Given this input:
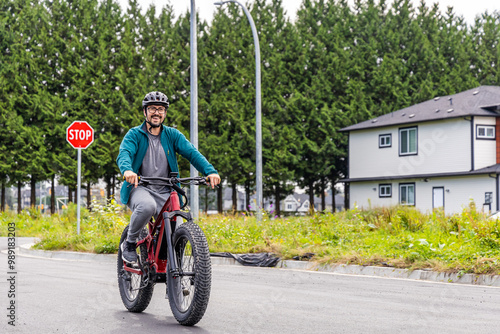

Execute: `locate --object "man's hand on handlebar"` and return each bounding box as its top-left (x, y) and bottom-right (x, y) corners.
top-left (123, 170), bottom-right (139, 188)
top-left (207, 174), bottom-right (221, 189)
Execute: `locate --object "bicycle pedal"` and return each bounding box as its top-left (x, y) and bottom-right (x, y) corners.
top-left (125, 262), bottom-right (140, 269)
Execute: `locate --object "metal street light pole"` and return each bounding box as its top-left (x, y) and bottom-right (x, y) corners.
top-left (190, 0), bottom-right (199, 219)
top-left (214, 0), bottom-right (263, 221)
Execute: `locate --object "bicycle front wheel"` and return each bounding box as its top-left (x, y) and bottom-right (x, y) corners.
top-left (167, 221), bottom-right (212, 326)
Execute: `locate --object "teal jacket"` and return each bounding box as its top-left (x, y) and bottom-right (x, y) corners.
top-left (116, 122), bottom-right (218, 205)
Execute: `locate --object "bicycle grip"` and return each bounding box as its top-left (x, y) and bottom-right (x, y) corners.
top-left (122, 175), bottom-right (141, 181)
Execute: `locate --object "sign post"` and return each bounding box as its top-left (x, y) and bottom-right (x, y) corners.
top-left (66, 121), bottom-right (94, 234)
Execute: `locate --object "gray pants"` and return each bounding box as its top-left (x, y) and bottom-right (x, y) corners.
top-left (126, 186), bottom-right (171, 243)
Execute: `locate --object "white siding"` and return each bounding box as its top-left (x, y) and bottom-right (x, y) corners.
top-left (474, 116), bottom-right (497, 169)
top-left (283, 195), bottom-right (299, 211)
top-left (350, 182), bottom-right (400, 208)
top-left (349, 119), bottom-right (471, 179)
top-left (350, 175), bottom-right (497, 214)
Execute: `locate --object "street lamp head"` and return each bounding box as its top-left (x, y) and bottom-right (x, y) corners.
top-left (214, 2), bottom-right (224, 5)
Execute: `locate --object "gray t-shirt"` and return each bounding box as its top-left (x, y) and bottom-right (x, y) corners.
top-left (139, 125), bottom-right (170, 193)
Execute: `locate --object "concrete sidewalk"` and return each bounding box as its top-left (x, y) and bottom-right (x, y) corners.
top-left (9, 239), bottom-right (500, 287)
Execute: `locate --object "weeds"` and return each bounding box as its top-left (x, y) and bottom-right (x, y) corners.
top-left (0, 200), bottom-right (128, 254)
top-left (1, 204), bottom-right (499, 274)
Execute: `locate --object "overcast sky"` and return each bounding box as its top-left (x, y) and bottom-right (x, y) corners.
top-left (117, 0), bottom-right (500, 25)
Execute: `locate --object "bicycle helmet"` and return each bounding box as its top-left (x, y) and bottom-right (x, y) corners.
top-left (142, 91), bottom-right (169, 130)
top-left (142, 91), bottom-right (169, 109)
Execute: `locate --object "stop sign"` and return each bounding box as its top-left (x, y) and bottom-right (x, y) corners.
top-left (66, 121), bottom-right (94, 149)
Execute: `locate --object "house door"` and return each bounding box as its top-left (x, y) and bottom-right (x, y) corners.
top-left (433, 187), bottom-right (444, 210)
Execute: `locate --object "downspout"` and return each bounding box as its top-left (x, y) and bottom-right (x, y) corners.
top-left (346, 131), bottom-right (350, 210)
top-left (464, 117), bottom-right (474, 171)
top-left (497, 175), bottom-right (499, 212)
top-left (496, 117), bottom-right (500, 212)
top-left (488, 173), bottom-right (498, 212)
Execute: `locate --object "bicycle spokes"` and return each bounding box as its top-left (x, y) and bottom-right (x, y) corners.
top-left (121, 267), bottom-right (141, 300)
top-left (173, 237), bottom-right (196, 312)
top-left (118, 227), bottom-right (155, 312)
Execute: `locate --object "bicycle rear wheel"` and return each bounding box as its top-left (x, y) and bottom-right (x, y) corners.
top-left (117, 226), bottom-right (154, 312)
top-left (167, 221), bottom-right (212, 326)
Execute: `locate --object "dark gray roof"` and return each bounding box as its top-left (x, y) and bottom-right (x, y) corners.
top-left (340, 86), bottom-right (500, 132)
top-left (293, 193), bottom-right (310, 203)
top-left (471, 163), bottom-right (500, 175)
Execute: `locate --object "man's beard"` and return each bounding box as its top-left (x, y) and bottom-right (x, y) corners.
top-left (148, 115), bottom-right (162, 127)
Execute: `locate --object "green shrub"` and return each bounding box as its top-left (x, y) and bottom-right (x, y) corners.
top-left (2, 204), bottom-right (499, 274)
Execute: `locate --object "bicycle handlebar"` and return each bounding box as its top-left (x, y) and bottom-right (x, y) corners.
top-left (138, 176), bottom-right (209, 187)
top-left (124, 175), bottom-right (214, 210)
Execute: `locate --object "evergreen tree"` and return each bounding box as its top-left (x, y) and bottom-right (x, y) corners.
top-left (201, 3), bottom-right (256, 211)
top-left (255, 0), bottom-right (299, 215)
top-left (7, 0), bottom-right (53, 207)
top-left (84, 0), bottom-right (125, 205)
top-left (292, 0), bottom-right (345, 211)
top-left (0, 0), bottom-right (16, 210)
top-left (433, 6), bottom-right (477, 95)
top-left (470, 11), bottom-right (500, 85)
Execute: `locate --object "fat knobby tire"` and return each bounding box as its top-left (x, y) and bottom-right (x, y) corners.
top-left (117, 225), bottom-right (154, 312)
top-left (167, 221), bottom-right (212, 326)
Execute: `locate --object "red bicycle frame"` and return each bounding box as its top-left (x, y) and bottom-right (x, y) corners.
top-left (123, 190), bottom-right (182, 276)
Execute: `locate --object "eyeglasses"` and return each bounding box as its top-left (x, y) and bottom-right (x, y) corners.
top-left (147, 106), bottom-right (166, 115)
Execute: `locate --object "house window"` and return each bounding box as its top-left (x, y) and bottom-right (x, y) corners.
top-left (379, 134), bottom-right (392, 148)
top-left (399, 183), bottom-right (415, 205)
top-left (287, 204), bottom-right (292, 210)
top-left (399, 127), bottom-right (417, 155)
top-left (476, 125), bottom-right (495, 139)
top-left (379, 184), bottom-right (392, 197)
top-left (485, 192), bottom-right (493, 204)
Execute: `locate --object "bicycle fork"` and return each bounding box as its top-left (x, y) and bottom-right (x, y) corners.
top-left (163, 210), bottom-right (193, 277)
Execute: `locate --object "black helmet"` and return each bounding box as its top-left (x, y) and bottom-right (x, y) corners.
top-left (142, 91), bottom-right (169, 109)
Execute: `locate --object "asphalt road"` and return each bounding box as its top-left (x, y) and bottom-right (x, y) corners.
top-left (1, 238), bottom-right (499, 334)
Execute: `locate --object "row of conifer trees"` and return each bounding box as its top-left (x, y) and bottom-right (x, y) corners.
top-left (1, 0), bottom-right (499, 214)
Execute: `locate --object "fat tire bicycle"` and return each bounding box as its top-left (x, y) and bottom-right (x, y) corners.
top-left (117, 174), bottom-right (211, 326)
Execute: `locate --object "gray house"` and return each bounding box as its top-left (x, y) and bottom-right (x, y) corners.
top-left (340, 86), bottom-right (500, 214)
top-left (283, 193), bottom-right (345, 214)
top-left (223, 190), bottom-right (344, 214)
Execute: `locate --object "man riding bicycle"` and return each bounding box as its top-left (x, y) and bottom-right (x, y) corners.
top-left (116, 91), bottom-right (220, 264)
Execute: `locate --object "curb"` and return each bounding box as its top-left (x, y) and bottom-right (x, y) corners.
top-left (18, 243), bottom-right (116, 263)
top-left (15, 243), bottom-right (500, 287)
top-left (278, 261), bottom-right (500, 287)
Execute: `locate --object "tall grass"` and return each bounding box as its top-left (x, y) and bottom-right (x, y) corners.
top-left (198, 204), bottom-right (500, 275)
top-left (0, 201), bottom-right (128, 253)
top-left (1, 203), bottom-right (499, 274)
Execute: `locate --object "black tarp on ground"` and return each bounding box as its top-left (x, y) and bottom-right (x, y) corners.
top-left (210, 252), bottom-right (280, 267)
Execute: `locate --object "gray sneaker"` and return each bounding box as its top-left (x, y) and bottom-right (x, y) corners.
top-left (121, 241), bottom-right (138, 264)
